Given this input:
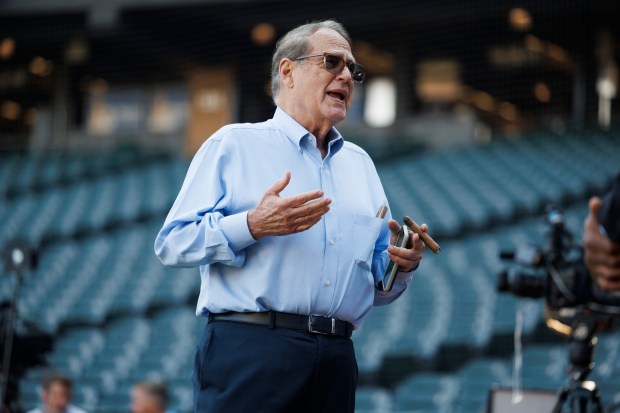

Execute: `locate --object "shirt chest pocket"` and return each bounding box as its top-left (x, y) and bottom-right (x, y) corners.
top-left (351, 213), bottom-right (383, 264)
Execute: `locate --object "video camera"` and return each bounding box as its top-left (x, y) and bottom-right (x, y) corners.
top-left (494, 173), bottom-right (620, 413)
top-left (497, 173), bottom-right (620, 318)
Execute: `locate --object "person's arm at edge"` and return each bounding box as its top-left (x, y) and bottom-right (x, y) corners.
top-left (584, 196), bottom-right (620, 291)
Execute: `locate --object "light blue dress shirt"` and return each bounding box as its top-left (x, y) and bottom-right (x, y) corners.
top-left (154, 107), bottom-right (413, 328)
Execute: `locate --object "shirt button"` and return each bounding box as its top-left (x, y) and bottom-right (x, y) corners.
top-left (324, 280), bottom-right (332, 286)
top-left (329, 240), bottom-right (335, 246)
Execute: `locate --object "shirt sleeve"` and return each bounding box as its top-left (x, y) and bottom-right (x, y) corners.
top-left (373, 269), bottom-right (414, 305)
top-left (154, 133), bottom-right (257, 268)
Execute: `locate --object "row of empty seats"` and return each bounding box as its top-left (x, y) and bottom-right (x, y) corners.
top-left (3, 221), bottom-right (200, 333)
top-left (2, 132), bottom-right (618, 251)
top-left (381, 132), bottom-right (619, 238)
top-left (0, 148), bottom-right (171, 199)
top-left (0, 159), bottom-right (188, 247)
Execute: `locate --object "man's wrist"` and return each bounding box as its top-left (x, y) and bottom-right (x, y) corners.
top-left (398, 262), bottom-right (419, 273)
top-left (247, 209), bottom-right (260, 240)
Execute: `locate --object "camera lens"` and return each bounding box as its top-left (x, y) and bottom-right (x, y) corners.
top-left (496, 268), bottom-right (546, 299)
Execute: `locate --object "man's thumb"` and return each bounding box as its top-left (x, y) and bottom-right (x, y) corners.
top-left (267, 171), bottom-right (291, 196)
top-left (589, 196), bottom-right (603, 221)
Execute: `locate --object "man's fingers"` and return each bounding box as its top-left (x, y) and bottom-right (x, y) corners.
top-left (388, 241), bottom-right (422, 272)
top-left (595, 275), bottom-right (620, 292)
top-left (294, 213), bottom-right (324, 232)
top-left (388, 219), bottom-right (402, 235)
top-left (266, 171), bottom-right (292, 196)
top-left (300, 197), bottom-right (331, 213)
top-left (291, 201), bottom-right (331, 224)
top-left (285, 189), bottom-right (327, 207)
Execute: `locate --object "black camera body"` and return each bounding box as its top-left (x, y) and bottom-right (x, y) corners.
top-left (497, 173), bottom-right (620, 316)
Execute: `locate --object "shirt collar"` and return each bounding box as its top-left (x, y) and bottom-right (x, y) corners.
top-left (272, 107), bottom-right (344, 155)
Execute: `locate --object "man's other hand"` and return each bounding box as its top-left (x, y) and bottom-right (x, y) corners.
top-left (387, 219), bottom-right (426, 272)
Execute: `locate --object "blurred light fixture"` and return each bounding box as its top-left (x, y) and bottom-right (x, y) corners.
top-left (0, 38), bottom-right (15, 60)
top-left (509, 8), bottom-right (532, 31)
top-left (1, 100), bottom-right (22, 121)
top-left (364, 77), bottom-right (396, 127)
top-left (473, 91), bottom-right (494, 112)
top-left (89, 78), bottom-right (109, 96)
top-left (524, 34), bottom-right (543, 53)
top-left (196, 88), bottom-right (227, 113)
top-left (498, 101), bottom-right (518, 122)
top-left (29, 56), bottom-right (53, 76)
top-left (546, 44), bottom-right (570, 65)
top-left (415, 59), bottom-right (462, 103)
top-left (353, 41), bottom-right (395, 75)
top-left (534, 82), bottom-right (551, 102)
top-left (65, 37), bottom-right (90, 64)
top-left (251, 23), bottom-right (276, 46)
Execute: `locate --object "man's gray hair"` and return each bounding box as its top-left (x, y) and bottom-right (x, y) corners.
top-left (270, 20), bottom-right (352, 102)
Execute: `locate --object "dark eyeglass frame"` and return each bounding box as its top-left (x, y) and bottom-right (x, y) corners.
top-left (294, 52), bottom-right (366, 83)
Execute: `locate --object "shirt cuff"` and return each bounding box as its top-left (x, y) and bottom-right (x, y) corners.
top-left (395, 269), bottom-right (415, 282)
top-left (219, 211), bottom-right (257, 253)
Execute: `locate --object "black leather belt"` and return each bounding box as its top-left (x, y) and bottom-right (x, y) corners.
top-left (208, 311), bottom-right (353, 338)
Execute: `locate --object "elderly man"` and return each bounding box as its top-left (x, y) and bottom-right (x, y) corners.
top-left (155, 19), bottom-right (427, 413)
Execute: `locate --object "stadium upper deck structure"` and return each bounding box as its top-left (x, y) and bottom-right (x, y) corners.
top-left (1, 0), bottom-right (619, 152)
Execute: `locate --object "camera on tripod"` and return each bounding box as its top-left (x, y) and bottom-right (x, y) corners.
top-left (493, 173), bottom-right (620, 413)
top-left (498, 171), bottom-right (620, 318)
top-left (496, 204), bottom-right (620, 318)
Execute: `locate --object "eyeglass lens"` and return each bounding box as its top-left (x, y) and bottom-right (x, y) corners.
top-left (324, 54), bottom-right (365, 83)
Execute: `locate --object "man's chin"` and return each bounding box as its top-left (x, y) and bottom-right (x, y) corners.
top-left (325, 108), bottom-right (347, 124)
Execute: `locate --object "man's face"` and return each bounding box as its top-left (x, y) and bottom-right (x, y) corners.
top-left (131, 387), bottom-right (161, 413)
top-left (42, 383), bottom-right (71, 413)
top-left (291, 28), bottom-right (356, 126)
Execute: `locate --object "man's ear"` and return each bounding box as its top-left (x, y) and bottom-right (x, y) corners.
top-left (279, 58), bottom-right (294, 88)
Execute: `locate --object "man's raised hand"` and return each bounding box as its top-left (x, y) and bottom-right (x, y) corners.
top-left (247, 171), bottom-right (331, 239)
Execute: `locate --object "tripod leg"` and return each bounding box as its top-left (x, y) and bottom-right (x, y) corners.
top-left (552, 388), bottom-right (570, 413)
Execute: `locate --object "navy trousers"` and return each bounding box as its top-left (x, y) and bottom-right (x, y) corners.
top-left (192, 319), bottom-right (358, 413)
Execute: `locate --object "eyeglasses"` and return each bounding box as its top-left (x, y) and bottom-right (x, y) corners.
top-left (295, 52), bottom-right (366, 83)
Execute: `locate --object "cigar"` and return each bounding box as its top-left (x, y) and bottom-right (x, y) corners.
top-left (403, 216), bottom-right (441, 254)
top-left (376, 204), bottom-right (388, 219)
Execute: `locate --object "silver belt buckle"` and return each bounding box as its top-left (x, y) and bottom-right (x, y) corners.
top-left (308, 315), bottom-right (335, 335)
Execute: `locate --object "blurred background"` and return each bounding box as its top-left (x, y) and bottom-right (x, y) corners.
top-left (1, 0), bottom-right (620, 412)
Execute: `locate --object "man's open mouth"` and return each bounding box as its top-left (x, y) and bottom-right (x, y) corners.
top-left (327, 91), bottom-right (346, 101)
